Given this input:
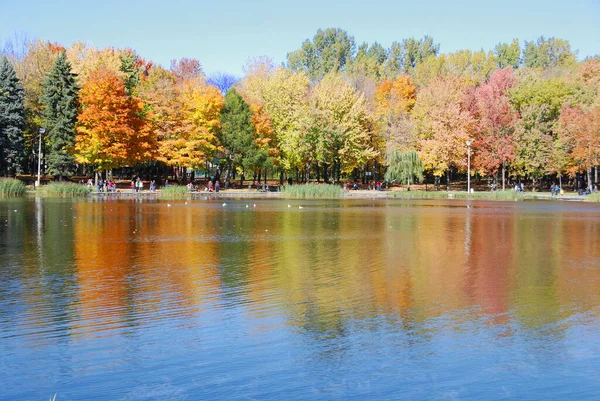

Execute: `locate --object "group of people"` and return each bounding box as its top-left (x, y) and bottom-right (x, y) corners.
top-left (90, 179), bottom-right (117, 192)
top-left (204, 180), bottom-right (220, 193)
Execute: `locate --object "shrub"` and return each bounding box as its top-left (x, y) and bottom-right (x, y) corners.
top-left (42, 182), bottom-right (91, 197)
top-left (282, 183), bottom-right (344, 198)
top-left (0, 178), bottom-right (26, 196)
top-left (159, 185), bottom-right (190, 197)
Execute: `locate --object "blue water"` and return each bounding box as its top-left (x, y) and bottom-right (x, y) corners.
top-left (1, 197), bottom-right (599, 400)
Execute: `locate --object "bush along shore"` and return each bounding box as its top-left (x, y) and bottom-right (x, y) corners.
top-left (281, 183), bottom-right (344, 198)
top-left (0, 178), bottom-right (26, 196)
top-left (40, 182), bottom-right (92, 197)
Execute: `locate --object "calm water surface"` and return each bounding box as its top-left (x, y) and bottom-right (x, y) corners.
top-left (1, 197), bottom-right (600, 400)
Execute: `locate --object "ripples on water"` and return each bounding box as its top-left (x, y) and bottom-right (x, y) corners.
top-left (1, 197), bottom-right (600, 400)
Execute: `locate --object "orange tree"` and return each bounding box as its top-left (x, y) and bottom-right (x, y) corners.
top-left (75, 69), bottom-right (156, 176)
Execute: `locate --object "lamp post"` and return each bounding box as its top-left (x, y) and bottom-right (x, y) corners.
top-left (36, 128), bottom-right (45, 187)
top-left (466, 140), bottom-right (471, 194)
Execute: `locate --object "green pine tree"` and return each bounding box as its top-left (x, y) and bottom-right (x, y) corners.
top-left (219, 89), bottom-right (262, 186)
top-left (120, 51), bottom-right (140, 95)
top-left (41, 51), bottom-right (79, 178)
top-left (0, 56), bottom-right (25, 176)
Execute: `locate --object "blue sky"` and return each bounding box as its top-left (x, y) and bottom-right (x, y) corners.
top-left (1, 0), bottom-right (598, 77)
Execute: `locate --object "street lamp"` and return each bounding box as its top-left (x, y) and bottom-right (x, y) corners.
top-left (36, 128), bottom-right (45, 187)
top-left (466, 140), bottom-right (471, 194)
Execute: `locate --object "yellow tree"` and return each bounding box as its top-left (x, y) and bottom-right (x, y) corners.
top-left (240, 63), bottom-right (309, 181)
top-left (75, 69), bottom-right (156, 175)
top-left (308, 73), bottom-right (377, 182)
top-left (374, 75), bottom-right (417, 156)
top-left (413, 75), bottom-right (474, 189)
top-left (139, 67), bottom-right (223, 176)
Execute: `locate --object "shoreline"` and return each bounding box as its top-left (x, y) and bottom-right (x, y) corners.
top-left (23, 189), bottom-right (590, 201)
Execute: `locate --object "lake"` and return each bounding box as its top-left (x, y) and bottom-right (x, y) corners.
top-left (1, 197), bottom-right (600, 400)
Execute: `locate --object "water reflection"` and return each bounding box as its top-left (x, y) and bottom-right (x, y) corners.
top-left (1, 198), bottom-right (600, 400)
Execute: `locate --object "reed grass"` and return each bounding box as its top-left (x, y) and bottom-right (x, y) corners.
top-left (282, 183), bottom-right (344, 198)
top-left (41, 182), bottom-right (91, 197)
top-left (159, 185), bottom-right (190, 197)
top-left (0, 178), bottom-right (26, 196)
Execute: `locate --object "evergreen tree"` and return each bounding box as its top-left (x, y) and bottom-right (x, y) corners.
top-left (41, 51), bottom-right (79, 178)
top-left (120, 51), bottom-right (140, 95)
top-left (219, 88), bottom-right (261, 186)
top-left (0, 56), bottom-right (25, 176)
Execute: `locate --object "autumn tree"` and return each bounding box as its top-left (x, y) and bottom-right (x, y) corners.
top-left (307, 74), bottom-right (377, 182)
top-left (374, 75), bottom-right (417, 155)
top-left (413, 75), bottom-right (474, 189)
top-left (75, 69), bottom-right (155, 176)
top-left (511, 104), bottom-right (555, 189)
top-left (138, 66), bottom-right (223, 179)
top-left (559, 105), bottom-right (600, 190)
top-left (0, 56), bottom-right (25, 176)
top-left (466, 68), bottom-right (518, 189)
top-left (41, 51), bottom-right (79, 178)
top-left (240, 62), bottom-right (310, 182)
top-left (66, 43), bottom-right (122, 84)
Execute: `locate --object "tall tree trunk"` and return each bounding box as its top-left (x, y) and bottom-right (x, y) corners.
top-left (502, 161), bottom-right (506, 191)
top-left (587, 167), bottom-right (593, 190)
top-left (279, 170), bottom-right (284, 186)
top-left (446, 169), bottom-right (450, 191)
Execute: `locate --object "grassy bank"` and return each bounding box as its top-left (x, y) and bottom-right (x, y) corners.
top-left (587, 193), bottom-right (600, 202)
top-left (0, 178), bottom-right (26, 196)
top-left (282, 183), bottom-right (344, 198)
top-left (388, 190), bottom-right (536, 201)
top-left (40, 182), bottom-right (91, 197)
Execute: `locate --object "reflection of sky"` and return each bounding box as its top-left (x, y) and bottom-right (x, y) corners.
top-left (1, 198), bottom-right (600, 400)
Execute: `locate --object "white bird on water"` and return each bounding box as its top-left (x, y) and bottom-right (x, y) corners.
top-left (167, 204), bottom-right (172, 207)
top-left (253, 204), bottom-right (256, 207)
top-left (298, 206), bottom-right (303, 209)
top-left (222, 203), bottom-right (227, 207)
top-left (246, 204), bottom-right (249, 208)
top-left (288, 204), bottom-right (292, 208)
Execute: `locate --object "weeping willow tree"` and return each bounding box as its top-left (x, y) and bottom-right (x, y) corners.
top-left (384, 150), bottom-right (424, 190)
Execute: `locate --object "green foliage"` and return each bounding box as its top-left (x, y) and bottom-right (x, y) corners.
top-left (120, 50), bottom-right (141, 94)
top-left (384, 36), bottom-right (440, 77)
top-left (219, 88), bottom-right (262, 177)
top-left (510, 71), bottom-right (573, 119)
top-left (159, 185), bottom-right (189, 197)
top-left (0, 56), bottom-right (25, 176)
top-left (282, 183), bottom-right (343, 198)
top-left (494, 39), bottom-right (521, 69)
top-left (384, 150), bottom-right (423, 188)
top-left (522, 36), bottom-right (576, 69)
top-left (0, 178), bottom-right (26, 196)
top-left (287, 28), bottom-right (356, 81)
top-left (41, 51), bottom-right (79, 178)
top-left (41, 182), bottom-right (91, 196)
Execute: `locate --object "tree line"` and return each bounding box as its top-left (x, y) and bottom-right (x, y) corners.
top-left (0, 29), bottom-right (598, 189)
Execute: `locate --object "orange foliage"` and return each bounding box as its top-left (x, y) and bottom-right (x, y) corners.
top-left (75, 69), bottom-right (156, 170)
top-left (374, 75), bottom-right (416, 117)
